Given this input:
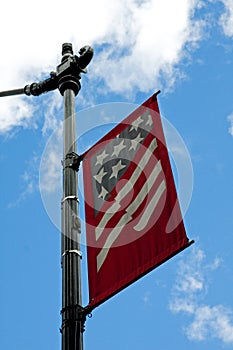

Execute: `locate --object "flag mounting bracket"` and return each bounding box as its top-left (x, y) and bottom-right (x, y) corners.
top-left (60, 304), bottom-right (87, 334)
top-left (62, 152), bottom-right (82, 171)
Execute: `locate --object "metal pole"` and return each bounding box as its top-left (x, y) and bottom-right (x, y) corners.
top-left (60, 44), bottom-right (84, 350)
top-left (0, 42), bottom-right (93, 350)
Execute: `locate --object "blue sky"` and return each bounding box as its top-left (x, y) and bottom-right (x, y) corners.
top-left (1, 1), bottom-right (233, 349)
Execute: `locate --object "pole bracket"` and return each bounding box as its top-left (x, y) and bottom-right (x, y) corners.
top-left (60, 304), bottom-right (87, 333)
top-left (62, 152), bottom-right (82, 171)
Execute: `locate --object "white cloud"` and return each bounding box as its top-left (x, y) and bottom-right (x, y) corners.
top-left (227, 114), bottom-right (233, 135)
top-left (91, 0), bottom-right (205, 94)
top-left (187, 305), bottom-right (233, 343)
top-left (0, 96), bottom-right (36, 133)
top-left (5, 0), bottom-right (233, 135)
top-left (142, 291), bottom-right (152, 307)
top-left (7, 154), bottom-right (40, 208)
top-left (40, 149), bottom-right (61, 193)
top-left (39, 126), bottom-right (62, 194)
top-left (0, 0), bottom-right (206, 134)
top-left (219, 0), bottom-right (233, 37)
top-left (41, 92), bottom-right (63, 136)
top-left (169, 247), bottom-right (207, 312)
top-left (169, 246), bottom-right (233, 344)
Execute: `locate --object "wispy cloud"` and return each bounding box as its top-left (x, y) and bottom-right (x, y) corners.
top-left (227, 113), bottom-right (233, 136)
top-left (0, 96), bottom-right (36, 134)
top-left (7, 154), bottom-right (40, 208)
top-left (219, 0), bottom-right (233, 37)
top-left (41, 92), bottom-right (63, 136)
top-left (142, 291), bottom-right (152, 307)
top-left (169, 246), bottom-right (233, 345)
top-left (186, 304), bottom-right (233, 343)
top-left (39, 126), bottom-right (62, 194)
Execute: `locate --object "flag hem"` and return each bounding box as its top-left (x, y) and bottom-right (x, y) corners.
top-left (86, 239), bottom-right (194, 312)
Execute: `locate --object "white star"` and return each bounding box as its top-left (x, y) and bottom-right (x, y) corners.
top-left (109, 160), bottom-right (126, 179)
top-left (129, 133), bottom-right (144, 151)
top-left (145, 113), bottom-right (153, 127)
top-left (95, 150), bottom-right (108, 166)
top-left (112, 140), bottom-right (125, 157)
top-left (98, 186), bottom-right (109, 200)
top-left (129, 115), bottom-right (144, 132)
top-left (94, 167), bottom-right (108, 184)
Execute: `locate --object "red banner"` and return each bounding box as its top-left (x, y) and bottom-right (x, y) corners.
top-left (82, 93), bottom-right (192, 309)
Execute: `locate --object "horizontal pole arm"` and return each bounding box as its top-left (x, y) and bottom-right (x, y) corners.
top-left (0, 88), bottom-right (25, 97)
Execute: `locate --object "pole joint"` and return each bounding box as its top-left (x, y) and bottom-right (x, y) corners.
top-left (58, 43), bottom-right (93, 96)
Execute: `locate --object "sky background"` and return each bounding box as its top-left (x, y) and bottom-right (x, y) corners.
top-left (1, 0), bottom-right (233, 349)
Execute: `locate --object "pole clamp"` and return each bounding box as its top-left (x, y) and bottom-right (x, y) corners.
top-left (62, 152), bottom-right (82, 171)
top-left (61, 195), bottom-right (79, 203)
top-left (60, 304), bottom-right (87, 333)
top-left (62, 249), bottom-right (82, 258)
top-left (61, 250), bottom-right (82, 268)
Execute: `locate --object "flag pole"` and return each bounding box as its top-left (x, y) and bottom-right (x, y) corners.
top-left (59, 43), bottom-right (93, 350)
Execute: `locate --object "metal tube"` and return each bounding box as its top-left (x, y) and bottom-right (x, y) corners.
top-left (0, 88), bottom-right (25, 97)
top-left (61, 88), bottom-right (83, 350)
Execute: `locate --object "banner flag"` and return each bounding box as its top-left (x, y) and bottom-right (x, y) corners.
top-left (82, 93), bottom-right (193, 309)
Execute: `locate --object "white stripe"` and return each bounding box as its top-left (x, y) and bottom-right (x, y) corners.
top-left (95, 138), bottom-right (157, 241)
top-left (126, 161), bottom-right (162, 216)
top-left (96, 160), bottom-right (162, 271)
top-left (97, 212), bottom-right (132, 271)
top-left (134, 180), bottom-right (166, 231)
